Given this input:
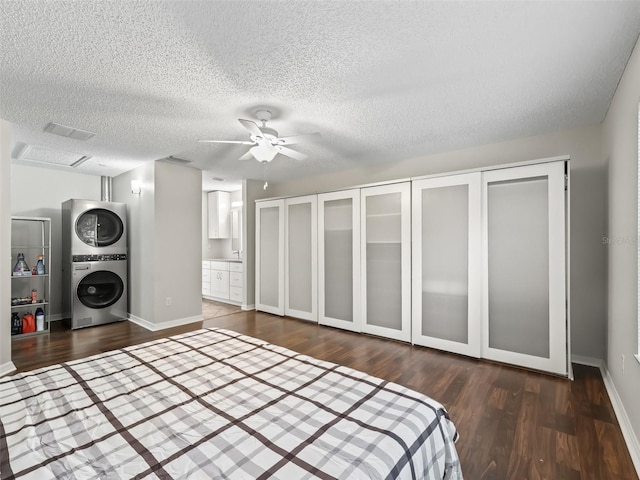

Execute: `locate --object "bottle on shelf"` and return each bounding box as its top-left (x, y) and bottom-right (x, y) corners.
top-left (31, 289), bottom-right (37, 303)
top-left (36, 255), bottom-right (45, 275)
top-left (11, 312), bottom-right (21, 335)
top-left (21, 312), bottom-right (35, 334)
top-left (35, 307), bottom-right (45, 331)
top-left (13, 253), bottom-right (30, 276)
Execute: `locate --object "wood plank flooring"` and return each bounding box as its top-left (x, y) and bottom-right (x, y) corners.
top-left (10, 302), bottom-right (638, 480)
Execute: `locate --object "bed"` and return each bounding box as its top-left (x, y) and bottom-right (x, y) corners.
top-left (0, 328), bottom-right (462, 479)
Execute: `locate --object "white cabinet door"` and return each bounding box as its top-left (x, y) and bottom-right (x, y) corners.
top-left (318, 189), bottom-right (361, 332)
top-left (210, 268), bottom-right (230, 299)
top-left (361, 183), bottom-right (411, 341)
top-left (411, 173), bottom-right (482, 357)
top-left (208, 191), bottom-right (230, 239)
top-left (255, 199), bottom-right (285, 315)
top-left (482, 162), bottom-right (567, 375)
top-left (285, 195), bottom-right (317, 322)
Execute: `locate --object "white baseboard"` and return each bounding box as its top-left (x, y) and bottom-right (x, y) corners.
top-left (0, 361), bottom-right (16, 377)
top-left (242, 304), bottom-right (255, 311)
top-left (572, 354), bottom-right (640, 476)
top-left (128, 313), bottom-right (204, 332)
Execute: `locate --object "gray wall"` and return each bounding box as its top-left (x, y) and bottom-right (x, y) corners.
top-left (153, 161), bottom-right (201, 323)
top-left (113, 161), bottom-right (202, 326)
top-left (1, 120), bottom-right (13, 374)
top-left (603, 34), bottom-right (640, 455)
top-left (271, 123), bottom-right (607, 360)
top-left (113, 162), bottom-right (156, 322)
top-left (10, 165), bottom-right (102, 318)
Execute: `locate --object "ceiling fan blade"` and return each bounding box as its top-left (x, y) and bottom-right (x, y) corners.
top-left (238, 119), bottom-right (264, 138)
top-left (277, 145), bottom-right (307, 161)
top-left (277, 132), bottom-right (321, 145)
top-left (238, 150), bottom-right (254, 161)
top-left (198, 139), bottom-right (255, 144)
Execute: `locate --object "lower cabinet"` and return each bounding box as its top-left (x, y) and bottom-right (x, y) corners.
top-left (202, 260), bottom-right (243, 305)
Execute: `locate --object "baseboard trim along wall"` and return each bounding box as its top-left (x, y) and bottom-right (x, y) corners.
top-left (128, 313), bottom-right (204, 332)
top-left (0, 361), bottom-right (17, 377)
top-left (241, 304), bottom-right (255, 311)
top-left (572, 355), bottom-right (640, 476)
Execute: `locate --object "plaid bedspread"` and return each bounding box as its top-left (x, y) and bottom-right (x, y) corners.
top-left (1, 328), bottom-right (462, 479)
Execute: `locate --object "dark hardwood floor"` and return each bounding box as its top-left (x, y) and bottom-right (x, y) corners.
top-left (10, 306), bottom-right (638, 480)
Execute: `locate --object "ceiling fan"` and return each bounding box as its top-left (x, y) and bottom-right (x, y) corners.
top-left (198, 110), bottom-right (320, 163)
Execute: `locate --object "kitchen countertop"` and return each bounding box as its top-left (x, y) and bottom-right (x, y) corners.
top-left (206, 258), bottom-right (243, 263)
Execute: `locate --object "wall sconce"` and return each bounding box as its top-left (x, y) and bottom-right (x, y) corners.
top-left (131, 180), bottom-right (141, 195)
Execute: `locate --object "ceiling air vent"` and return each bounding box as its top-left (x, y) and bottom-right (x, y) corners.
top-left (163, 155), bottom-right (192, 165)
top-left (15, 144), bottom-right (91, 168)
top-left (44, 122), bottom-right (96, 141)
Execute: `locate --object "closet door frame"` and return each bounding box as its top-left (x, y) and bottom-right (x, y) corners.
top-left (255, 198), bottom-right (285, 316)
top-left (411, 173), bottom-right (482, 357)
top-left (361, 182), bottom-right (411, 342)
top-left (317, 189), bottom-right (361, 332)
top-left (284, 195), bottom-right (318, 322)
top-left (481, 161), bottom-right (567, 375)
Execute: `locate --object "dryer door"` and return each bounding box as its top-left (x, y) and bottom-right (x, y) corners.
top-left (76, 209), bottom-right (124, 247)
top-left (77, 271), bottom-right (124, 309)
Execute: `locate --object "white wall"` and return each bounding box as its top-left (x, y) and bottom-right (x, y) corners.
top-left (10, 165), bottom-right (102, 318)
top-left (0, 120), bottom-right (14, 375)
top-left (271, 123), bottom-right (607, 360)
top-left (603, 34), bottom-right (640, 459)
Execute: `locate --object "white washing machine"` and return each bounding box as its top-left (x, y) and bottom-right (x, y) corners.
top-left (62, 199), bottom-right (127, 256)
top-left (70, 255), bottom-right (127, 329)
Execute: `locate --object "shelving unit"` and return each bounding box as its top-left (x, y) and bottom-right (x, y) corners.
top-left (10, 216), bottom-right (51, 339)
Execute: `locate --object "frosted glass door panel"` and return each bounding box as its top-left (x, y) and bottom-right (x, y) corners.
top-left (487, 177), bottom-right (549, 357)
top-left (324, 199), bottom-right (353, 321)
top-left (412, 173), bottom-right (481, 357)
top-left (482, 162), bottom-right (566, 375)
top-left (361, 183), bottom-right (411, 341)
top-left (422, 186), bottom-right (468, 343)
top-left (285, 195), bottom-right (317, 322)
top-left (318, 190), bottom-right (361, 332)
top-left (255, 200), bottom-right (284, 315)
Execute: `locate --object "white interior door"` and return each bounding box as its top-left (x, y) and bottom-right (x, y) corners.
top-left (255, 199), bottom-right (284, 315)
top-left (482, 162), bottom-right (567, 375)
top-left (411, 173), bottom-right (482, 357)
top-left (361, 183), bottom-right (411, 341)
top-left (318, 189), bottom-right (361, 332)
top-left (285, 195), bottom-right (317, 322)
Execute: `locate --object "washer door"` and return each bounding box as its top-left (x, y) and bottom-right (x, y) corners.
top-left (76, 209), bottom-right (124, 247)
top-left (77, 271), bottom-right (124, 309)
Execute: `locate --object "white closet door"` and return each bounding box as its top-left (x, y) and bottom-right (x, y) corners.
top-left (318, 189), bottom-right (361, 332)
top-left (285, 195), bottom-right (317, 322)
top-left (412, 173), bottom-right (482, 357)
top-left (255, 199), bottom-right (285, 315)
top-left (482, 162), bottom-right (567, 375)
top-left (361, 183), bottom-right (411, 341)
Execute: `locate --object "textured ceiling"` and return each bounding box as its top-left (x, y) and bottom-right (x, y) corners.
top-left (1, 1), bottom-right (639, 191)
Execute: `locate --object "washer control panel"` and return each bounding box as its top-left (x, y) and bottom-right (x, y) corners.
top-left (72, 253), bottom-right (127, 262)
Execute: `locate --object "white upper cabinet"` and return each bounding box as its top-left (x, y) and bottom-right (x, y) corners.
top-left (255, 199), bottom-right (285, 315)
top-left (208, 191), bottom-right (231, 239)
top-left (411, 173), bottom-right (482, 357)
top-left (318, 189), bottom-right (361, 332)
top-left (361, 182), bottom-right (411, 342)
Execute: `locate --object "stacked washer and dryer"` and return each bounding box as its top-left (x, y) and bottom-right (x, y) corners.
top-left (62, 200), bottom-right (128, 329)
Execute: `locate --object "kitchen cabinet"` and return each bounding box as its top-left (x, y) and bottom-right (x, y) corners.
top-left (11, 217), bottom-right (51, 339)
top-left (202, 260), bottom-right (243, 305)
top-left (208, 191), bottom-right (231, 239)
top-left (361, 183), bottom-right (411, 342)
